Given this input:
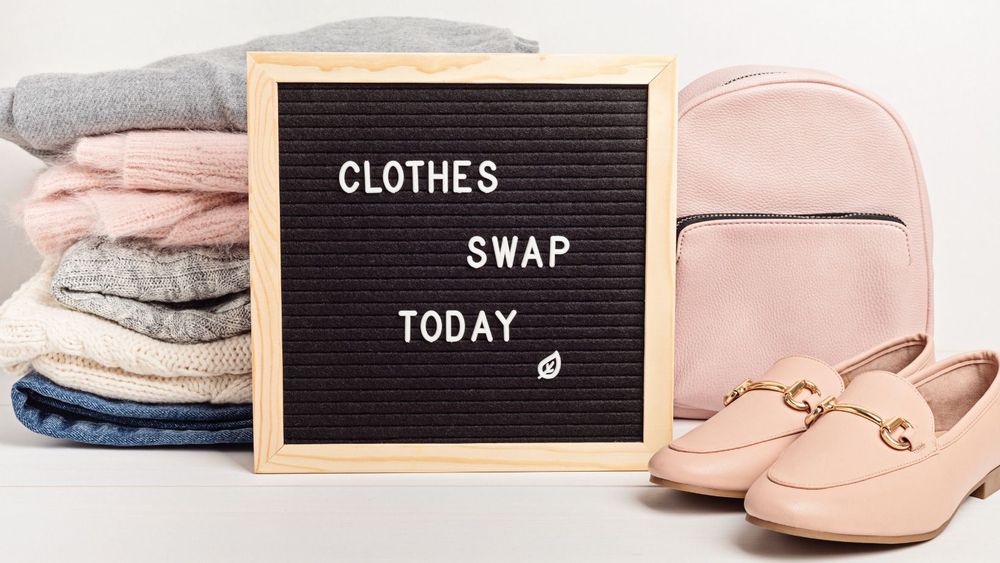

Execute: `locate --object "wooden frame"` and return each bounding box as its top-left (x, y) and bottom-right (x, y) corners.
top-left (248, 53), bottom-right (677, 473)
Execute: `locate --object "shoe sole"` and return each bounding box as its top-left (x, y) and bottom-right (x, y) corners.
top-left (745, 515), bottom-right (946, 544)
top-left (746, 463), bottom-right (1000, 544)
top-left (649, 476), bottom-right (746, 499)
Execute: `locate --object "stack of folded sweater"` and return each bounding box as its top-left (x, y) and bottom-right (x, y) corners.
top-left (0, 17), bottom-right (537, 446)
top-left (1, 134), bottom-right (253, 446)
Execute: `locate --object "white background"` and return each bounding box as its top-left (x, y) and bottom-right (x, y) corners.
top-left (1, 1), bottom-right (999, 561)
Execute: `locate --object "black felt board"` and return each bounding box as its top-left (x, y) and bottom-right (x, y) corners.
top-left (278, 83), bottom-right (647, 444)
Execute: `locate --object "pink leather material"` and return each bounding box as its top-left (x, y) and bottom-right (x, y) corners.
top-left (833, 333), bottom-right (934, 381)
top-left (648, 334), bottom-right (931, 495)
top-left (675, 66), bottom-right (934, 418)
top-left (745, 352), bottom-right (1000, 538)
top-left (650, 434), bottom-right (799, 493)
top-left (766, 370), bottom-right (936, 488)
top-left (675, 220), bottom-right (912, 413)
top-left (670, 356), bottom-right (842, 453)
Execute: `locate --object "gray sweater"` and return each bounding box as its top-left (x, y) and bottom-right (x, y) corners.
top-left (50, 238), bottom-right (250, 344)
top-left (0, 17), bottom-right (538, 159)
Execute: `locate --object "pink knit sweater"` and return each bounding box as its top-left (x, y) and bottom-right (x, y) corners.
top-left (21, 131), bottom-right (248, 254)
top-left (71, 131), bottom-right (247, 194)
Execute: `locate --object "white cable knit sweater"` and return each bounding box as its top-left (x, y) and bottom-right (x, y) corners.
top-left (0, 264), bottom-right (251, 378)
top-left (32, 353), bottom-right (250, 404)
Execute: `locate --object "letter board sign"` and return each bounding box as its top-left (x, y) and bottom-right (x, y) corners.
top-left (248, 53), bottom-right (676, 473)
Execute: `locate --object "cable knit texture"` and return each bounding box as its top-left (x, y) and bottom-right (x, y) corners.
top-left (0, 263), bottom-right (251, 378)
top-left (0, 17), bottom-right (538, 158)
top-left (51, 238), bottom-right (250, 343)
top-left (31, 354), bottom-right (251, 404)
top-left (61, 131), bottom-right (248, 194)
top-left (20, 182), bottom-right (247, 254)
top-left (20, 130), bottom-right (251, 254)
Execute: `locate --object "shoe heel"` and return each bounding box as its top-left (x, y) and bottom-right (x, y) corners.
top-left (972, 465), bottom-right (1000, 499)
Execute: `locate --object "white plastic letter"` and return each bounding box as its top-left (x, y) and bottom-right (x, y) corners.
top-left (452, 160), bottom-right (472, 193)
top-left (404, 160), bottom-right (425, 192)
top-left (363, 161), bottom-right (381, 193)
top-left (420, 311), bottom-right (442, 342)
top-left (467, 236), bottom-right (487, 269)
top-left (428, 161), bottom-right (449, 193)
top-left (494, 310), bottom-right (517, 342)
top-left (470, 311), bottom-right (493, 342)
top-left (339, 161), bottom-right (360, 193)
top-left (549, 236), bottom-right (570, 267)
top-left (478, 160), bottom-right (498, 193)
top-left (398, 310), bottom-right (418, 343)
top-left (521, 236), bottom-right (544, 268)
top-left (383, 161), bottom-right (404, 193)
top-left (492, 236), bottom-right (518, 268)
top-left (445, 310), bottom-right (465, 342)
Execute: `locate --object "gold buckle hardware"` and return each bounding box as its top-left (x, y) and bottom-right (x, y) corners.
top-left (880, 417), bottom-right (915, 451)
top-left (722, 378), bottom-right (819, 412)
top-left (804, 397), bottom-right (914, 451)
top-left (783, 380), bottom-right (820, 411)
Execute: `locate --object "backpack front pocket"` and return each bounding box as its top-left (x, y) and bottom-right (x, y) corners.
top-left (673, 213), bottom-right (917, 418)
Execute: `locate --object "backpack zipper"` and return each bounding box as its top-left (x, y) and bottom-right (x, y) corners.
top-left (721, 71), bottom-right (786, 86)
top-left (676, 212), bottom-right (906, 237)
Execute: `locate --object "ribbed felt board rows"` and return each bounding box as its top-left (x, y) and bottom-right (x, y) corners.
top-left (277, 82), bottom-right (648, 444)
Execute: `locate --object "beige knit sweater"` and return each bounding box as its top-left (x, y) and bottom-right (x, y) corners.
top-left (0, 264), bottom-right (251, 379)
top-left (32, 353), bottom-right (250, 403)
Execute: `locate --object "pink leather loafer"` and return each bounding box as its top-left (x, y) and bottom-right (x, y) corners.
top-left (745, 351), bottom-right (1000, 543)
top-left (648, 334), bottom-right (932, 498)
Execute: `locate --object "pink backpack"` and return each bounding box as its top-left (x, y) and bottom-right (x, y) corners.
top-left (675, 66), bottom-right (933, 418)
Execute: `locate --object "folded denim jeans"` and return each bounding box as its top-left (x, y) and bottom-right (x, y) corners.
top-left (11, 372), bottom-right (251, 446)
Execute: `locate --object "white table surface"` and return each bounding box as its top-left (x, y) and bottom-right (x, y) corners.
top-left (1, 379), bottom-right (998, 562)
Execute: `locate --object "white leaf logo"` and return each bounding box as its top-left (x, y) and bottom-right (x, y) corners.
top-left (537, 351), bottom-right (561, 379)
